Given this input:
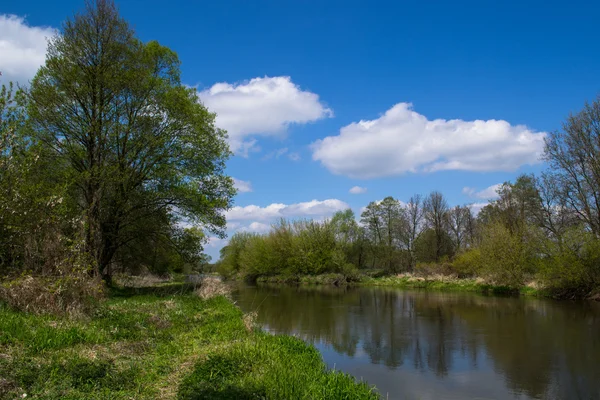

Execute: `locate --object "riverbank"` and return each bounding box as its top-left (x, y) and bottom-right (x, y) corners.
top-left (361, 274), bottom-right (544, 297)
top-left (0, 281), bottom-right (378, 399)
top-left (252, 273), bottom-right (548, 298)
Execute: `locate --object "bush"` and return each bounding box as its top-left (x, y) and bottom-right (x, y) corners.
top-left (538, 227), bottom-right (600, 298)
top-left (452, 249), bottom-right (483, 278)
top-left (0, 273), bottom-right (105, 316)
top-left (478, 222), bottom-right (536, 287)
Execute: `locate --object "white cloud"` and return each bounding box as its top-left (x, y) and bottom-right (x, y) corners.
top-left (233, 178), bottom-right (252, 193)
top-left (288, 152), bottom-right (301, 161)
top-left (0, 14), bottom-right (56, 84)
top-left (349, 186), bottom-right (367, 194)
top-left (226, 199), bottom-right (349, 221)
top-left (462, 183), bottom-right (501, 200)
top-left (198, 76), bottom-right (332, 155)
top-left (311, 103), bottom-right (546, 178)
top-left (238, 221), bottom-right (271, 233)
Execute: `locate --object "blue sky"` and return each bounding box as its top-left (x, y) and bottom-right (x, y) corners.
top-left (2, 0), bottom-right (599, 259)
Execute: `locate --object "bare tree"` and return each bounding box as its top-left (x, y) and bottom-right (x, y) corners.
top-left (448, 205), bottom-right (470, 254)
top-left (424, 191), bottom-right (449, 262)
top-left (543, 96), bottom-right (600, 236)
top-left (399, 194), bottom-right (423, 271)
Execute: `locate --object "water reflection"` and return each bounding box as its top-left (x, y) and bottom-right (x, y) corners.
top-left (233, 285), bottom-right (600, 400)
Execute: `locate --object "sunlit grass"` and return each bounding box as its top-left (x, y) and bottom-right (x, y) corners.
top-left (0, 287), bottom-right (379, 399)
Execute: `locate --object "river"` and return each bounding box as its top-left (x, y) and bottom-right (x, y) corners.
top-left (232, 284), bottom-right (600, 400)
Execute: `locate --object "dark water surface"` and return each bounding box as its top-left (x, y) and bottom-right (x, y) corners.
top-left (232, 285), bottom-right (600, 400)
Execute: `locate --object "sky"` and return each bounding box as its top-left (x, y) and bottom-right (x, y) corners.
top-left (2, 0), bottom-right (599, 260)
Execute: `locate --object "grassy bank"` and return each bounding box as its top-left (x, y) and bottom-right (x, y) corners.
top-left (0, 283), bottom-right (378, 399)
top-left (360, 274), bottom-right (544, 297)
top-left (251, 273), bottom-right (546, 297)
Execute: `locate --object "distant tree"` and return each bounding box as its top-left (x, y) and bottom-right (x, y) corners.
top-left (28, 0), bottom-right (234, 284)
top-left (379, 197), bottom-right (403, 272)
top-left (331, 209), bottom-right (365, 268)
top-left (361, 201), bottom-right (384, 268)
top-left (398, 194), bottom-right (423, 271)
top-left (423, 191), bottom-right (450, 262)
top-left (447, 205), bottom-right (471, 254)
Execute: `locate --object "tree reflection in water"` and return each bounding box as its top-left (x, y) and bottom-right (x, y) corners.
top-left (233, 284), bottom-right (600, 400)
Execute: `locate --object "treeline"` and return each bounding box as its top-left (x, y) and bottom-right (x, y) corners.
top-left (219, 99), bottom-right (600, 298)
top-left (0, 0), bottom-right (233, 297)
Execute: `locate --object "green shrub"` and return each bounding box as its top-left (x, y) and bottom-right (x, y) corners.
top-left (538, 227), bottom-right (600, 297)
top-left (452, 249), bottom-right (483, 278)
top-left (478, 222), bottom-right (536, 287)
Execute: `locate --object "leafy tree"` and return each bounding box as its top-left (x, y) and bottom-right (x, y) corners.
top-left (331, 209), bottom-right (365, 268)
top-left (28, 0), bottom-right (234, 284)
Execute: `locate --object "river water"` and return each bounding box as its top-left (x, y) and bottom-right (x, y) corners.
top-left (232, 284), bottom-right (600, 400)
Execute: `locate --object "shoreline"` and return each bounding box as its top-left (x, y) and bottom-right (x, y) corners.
top-left (250, 273), bottom-right (554, 298)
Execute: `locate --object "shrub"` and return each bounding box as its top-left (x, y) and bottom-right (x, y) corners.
top-left (538, 227), bottom-right (600, 298)
top-left (478, 222), bottom-right (537, 287)
top-left (452, 249), bottom-right (483, 278)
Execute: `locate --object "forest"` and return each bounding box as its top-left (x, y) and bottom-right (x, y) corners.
top-left (218, 101), bottom-right (600, 298)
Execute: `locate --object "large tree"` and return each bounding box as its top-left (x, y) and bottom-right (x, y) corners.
top-left (28, 0), bottom-right (234, 284)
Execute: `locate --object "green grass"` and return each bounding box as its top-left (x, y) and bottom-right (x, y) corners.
top-left (0, 285), bottom-right (378, 399)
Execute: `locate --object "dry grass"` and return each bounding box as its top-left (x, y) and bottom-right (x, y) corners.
top-left (243, 311), bottom-right (258, 332)
top-left (0, 273), bottom-right (105, 317)
top-left (194, 276), bottom-right (231, 300)
top-left (113, 273), bottom-right (171, 288)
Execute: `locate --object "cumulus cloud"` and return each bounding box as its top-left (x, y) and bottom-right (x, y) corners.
top-left (463, 183), bottom-right (501, 200)
top-left (0, 14), bottom-right (56, 84)
top-left (238, 221), bottom-right (271, 233)
top-left (311, 103), bottom-right (546, 178)
top-left (226, 199), bottom-right (349, 221)
top-left (233, 178), bottom-right (252, 193)
top-left (198, 76), bottom-right (332, 155)
top-left (349, 186), bottom-right (367, 194)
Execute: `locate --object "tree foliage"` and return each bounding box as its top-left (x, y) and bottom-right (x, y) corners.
top-left (0, 1), bottom-right (234, 287)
